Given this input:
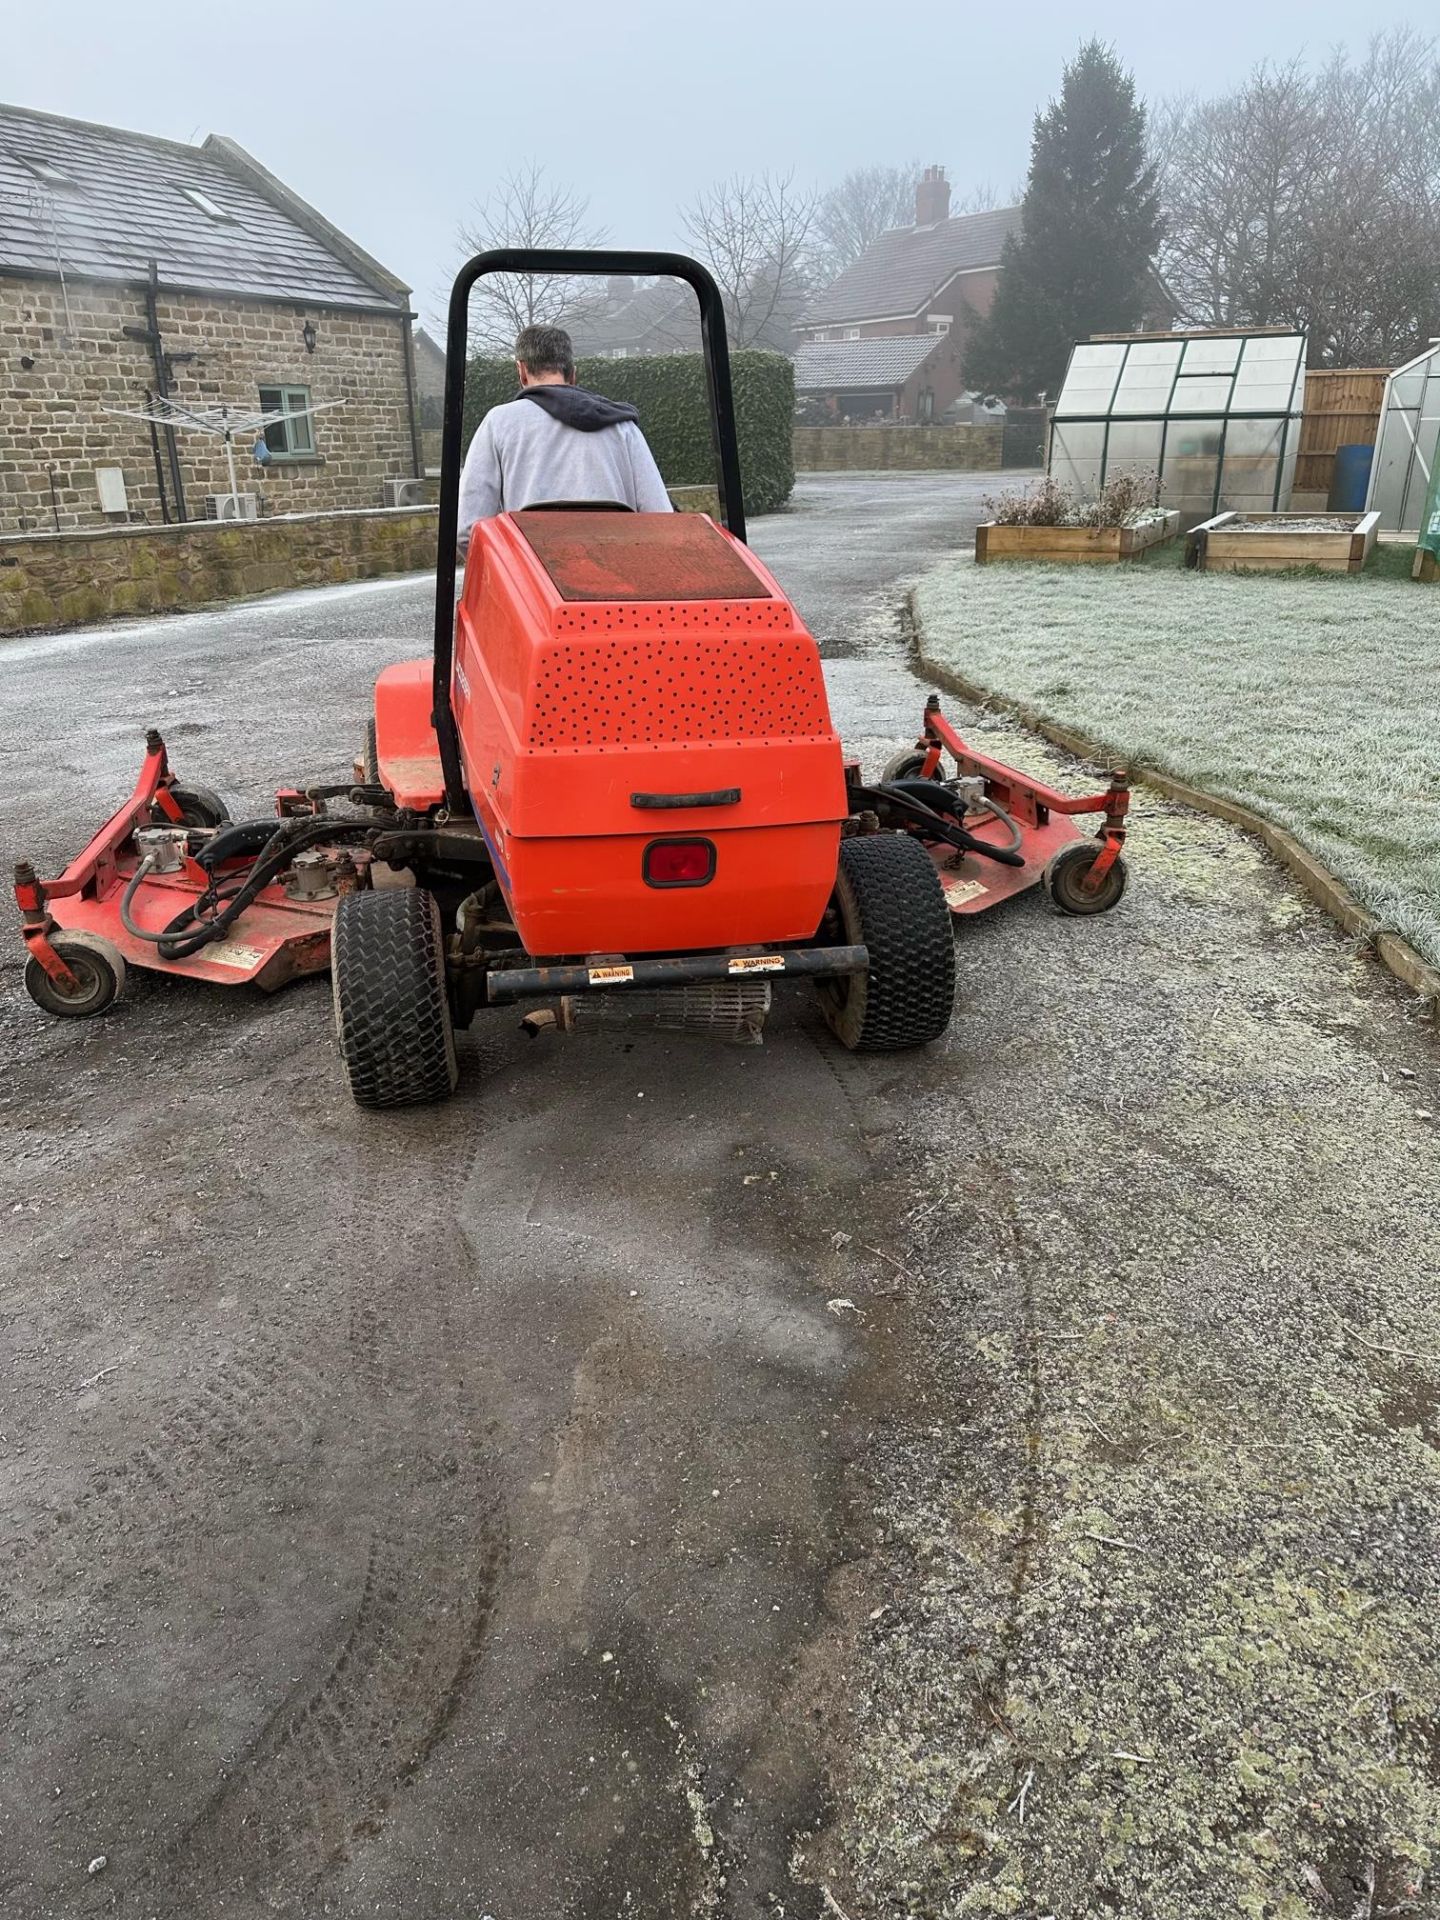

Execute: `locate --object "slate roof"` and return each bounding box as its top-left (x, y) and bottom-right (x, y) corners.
top-left (412, 327), bottom-right (447, 397)
top-left (804, 205), bottom-right (1022, 327)
top-left (794, 335), bottom-right (943, 393)
top-left (0, 103), bottom-right (405, 311)
top-left (568, 279), bottom-right (699, 357)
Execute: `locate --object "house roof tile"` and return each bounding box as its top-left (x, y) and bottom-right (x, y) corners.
top-left (794, 335), bottom-right (943, 392)
top-left (804, 206), bottom-right (1021, 326)
top-left (0, 103), bottom-right (404, 310)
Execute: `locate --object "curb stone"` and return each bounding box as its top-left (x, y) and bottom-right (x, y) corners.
top-left (903, 588), bottom-right (1440, 1024)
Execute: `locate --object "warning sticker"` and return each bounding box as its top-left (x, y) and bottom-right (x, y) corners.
top-left (588, 964), bottom-right (635, 986)
top-left (728, 954), bottom-right (785, 975)
top-left (204, 940), bottom-right (265, 971)
top-left (942, 876), bottom-right (989, 907)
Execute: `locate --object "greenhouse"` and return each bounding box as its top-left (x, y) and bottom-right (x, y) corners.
top-left (1366, 339), bottom-right (1440, 533)
top-left (1049, 329), bottom-right (1306, 525)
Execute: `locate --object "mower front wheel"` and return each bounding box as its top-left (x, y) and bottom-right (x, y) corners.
top-left (332, 887), bottom-right (459, 1110)
top-left (24, 931), bottom-right (127, 1019)
top-left (1043, 841), bottom-right (1128, 916)
top-left (817, 834), bottom-right (956, 1052)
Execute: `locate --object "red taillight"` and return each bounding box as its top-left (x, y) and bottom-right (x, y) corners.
top-left (643, 839), bottom-right (715, 887)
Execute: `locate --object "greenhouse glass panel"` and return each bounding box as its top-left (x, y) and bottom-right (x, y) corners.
top-left (1111, 342), bottom-right (1182, 416)
top-left (1049, 420), bottom-right (1106, 494)
top-left (1049, 330), bottom-right (1305, 524)
top-left (1220, 418), bottom-right (1288, 512)
top-left (1178, 336), bottom-right (1242, 374)
top-left (1103, 420), bottom-right (1165, 473)
top-left (1053, 344), bottom-right (1126, 417)
top-left (1366, 341), bottom-right (1440, 533)
top-left (1171, 375), bottom-right (1236, 414)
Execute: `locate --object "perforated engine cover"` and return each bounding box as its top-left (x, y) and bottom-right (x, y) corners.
top-left (528, 632), bottom-right (832, 751)
top-left (454, 511), bottom-right (848, 954)
top-left (514, 510), bottom-right (772, 602)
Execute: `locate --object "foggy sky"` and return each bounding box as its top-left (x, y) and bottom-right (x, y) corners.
top-left (4, 0), bottom-right (1427, 327)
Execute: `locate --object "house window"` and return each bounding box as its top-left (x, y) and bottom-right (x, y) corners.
top-left (259, 385), bottom-right (316, 458)
top-left (13, 152), bottom-right (78, 191)
top-left (845, 328), bottom-right (861, 340)
top-left (176, 183), bottom-right (238, 223)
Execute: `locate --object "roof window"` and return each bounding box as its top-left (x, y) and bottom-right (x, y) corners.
top-left (176, 183), bottom-right (238, 223)
top-left (14, 153), bottom-right (78, 190)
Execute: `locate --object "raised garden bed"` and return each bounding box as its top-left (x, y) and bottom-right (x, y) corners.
top-left (1186, 510), bottom-right (1380, 574)
top-left (975, 511), bottom-right (1179, 565)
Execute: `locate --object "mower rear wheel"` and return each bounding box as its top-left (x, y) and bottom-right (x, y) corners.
top-left (817, 834), bottom-right (956, 1052)
top-left (163, 784), bottom-right (231, 830)
top-left (24, 931), bottom-right (126, 1018)
top-left (332, 886), bottom-right (458, 1109)
top-left (1043, 841), bottom-right (1128, 916)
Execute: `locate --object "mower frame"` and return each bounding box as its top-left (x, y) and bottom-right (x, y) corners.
top-left (431, 249), bottom-right (747, 814)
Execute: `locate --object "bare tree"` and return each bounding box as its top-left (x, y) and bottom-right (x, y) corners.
top-left (455, 164), bottom-right (608, 352)
top-left (682, 172), bottom-right (817, 351)
top-left (1157, 34), bottom-right (1440, 365)
top-left (812, 162), bottom-right (921, 281)
top-left (953, 180), bottom-right (1006, 214)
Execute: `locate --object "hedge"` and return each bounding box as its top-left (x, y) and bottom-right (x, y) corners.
top-left (462, 350), bottom-right (795, 516)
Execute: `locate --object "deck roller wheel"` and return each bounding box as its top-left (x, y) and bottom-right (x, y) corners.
top-left (24, 931), bottom-right (127, 1019)
top-left (158, 784), bottom-right (231, 830)
top-left (817, 833), bottom-right (956, 1052)
top-left (1042, 841), bottom-right (1128, 915)
top-left (880, 748), bottom-right (937, 782)
top-left (332, 887), bottom-right (458, 1109)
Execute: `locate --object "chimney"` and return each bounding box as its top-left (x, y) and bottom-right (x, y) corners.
top-left (915, 165), bottom-right (951, 227)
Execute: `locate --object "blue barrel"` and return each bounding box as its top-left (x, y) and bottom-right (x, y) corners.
top-left (1328, 442), bottom-right (1374, 512)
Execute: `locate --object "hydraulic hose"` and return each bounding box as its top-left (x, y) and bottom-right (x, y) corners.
top-left (119, 854), bottom-right (163, 942)
top-left (973, 794), bottom-right (1024, 858)
top-left (122, 817), bottom-right (377, 961)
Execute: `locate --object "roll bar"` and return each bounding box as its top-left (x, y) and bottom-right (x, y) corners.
top-left (431, 249), bottom-right (746, 810)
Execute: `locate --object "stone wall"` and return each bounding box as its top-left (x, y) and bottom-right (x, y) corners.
top-left (0, 275), bottom-right (418, 535)
top-left (793, 425), bottom-right (1002, 472)
top-left (0, 507), bottom-right (437, 634)
top-left (0, 486), bottom-right (725, 634)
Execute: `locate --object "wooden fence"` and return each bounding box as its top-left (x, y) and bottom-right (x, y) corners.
top-left (1296, 369), bottom-right (1388, 496)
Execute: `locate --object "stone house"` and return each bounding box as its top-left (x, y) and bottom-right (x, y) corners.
top-left (797, 169), bottom-right (1021, 422)
top-left (0, 103), bottom-right (423, 533)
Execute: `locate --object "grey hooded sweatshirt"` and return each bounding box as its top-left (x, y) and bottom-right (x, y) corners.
top-left (457, 385), bottom-right (672, 540)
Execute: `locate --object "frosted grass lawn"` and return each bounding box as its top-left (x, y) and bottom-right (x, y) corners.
top-left (914, 557), bottom-right (1440, 969)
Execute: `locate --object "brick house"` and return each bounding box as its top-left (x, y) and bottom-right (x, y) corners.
top-left (796, 168), bottom-right (1020, 421)
top-left (0, 103), bottom-right (423, 533)
top-left (567, 276), bottom-right (699, 359)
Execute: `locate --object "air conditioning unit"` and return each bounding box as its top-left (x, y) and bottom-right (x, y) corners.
top-left (382, 477), bottom-right (427, 509)
top-left (204, 492), bottom-right (259, 522)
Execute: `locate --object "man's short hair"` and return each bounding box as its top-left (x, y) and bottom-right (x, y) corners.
top-left (515, 324), bottom-right (575, 381)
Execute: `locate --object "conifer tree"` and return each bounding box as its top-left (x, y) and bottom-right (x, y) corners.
top-left (965, 43), bottom-right (1162, 403)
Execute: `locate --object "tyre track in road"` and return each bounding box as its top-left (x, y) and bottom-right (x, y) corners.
top-left (114, 1128), bottom-right (507, 1917)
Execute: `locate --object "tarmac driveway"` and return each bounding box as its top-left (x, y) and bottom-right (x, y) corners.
top-left (1, 472), bottom-right (1436, 1919)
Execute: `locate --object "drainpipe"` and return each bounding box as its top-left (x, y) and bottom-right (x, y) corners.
top-left (400, 311), bottom-right (424, 479)
top-left (144, 387), bottom-right (171, 523)
top-left (144, 262), bottom-right (187, 521)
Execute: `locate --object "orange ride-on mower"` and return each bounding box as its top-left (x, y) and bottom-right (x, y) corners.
top-left (15, 250), bottom-right (1129, 1108)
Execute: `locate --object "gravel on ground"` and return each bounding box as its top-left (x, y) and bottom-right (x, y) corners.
top-left (2, 474), bottom-right (1438, 1919)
